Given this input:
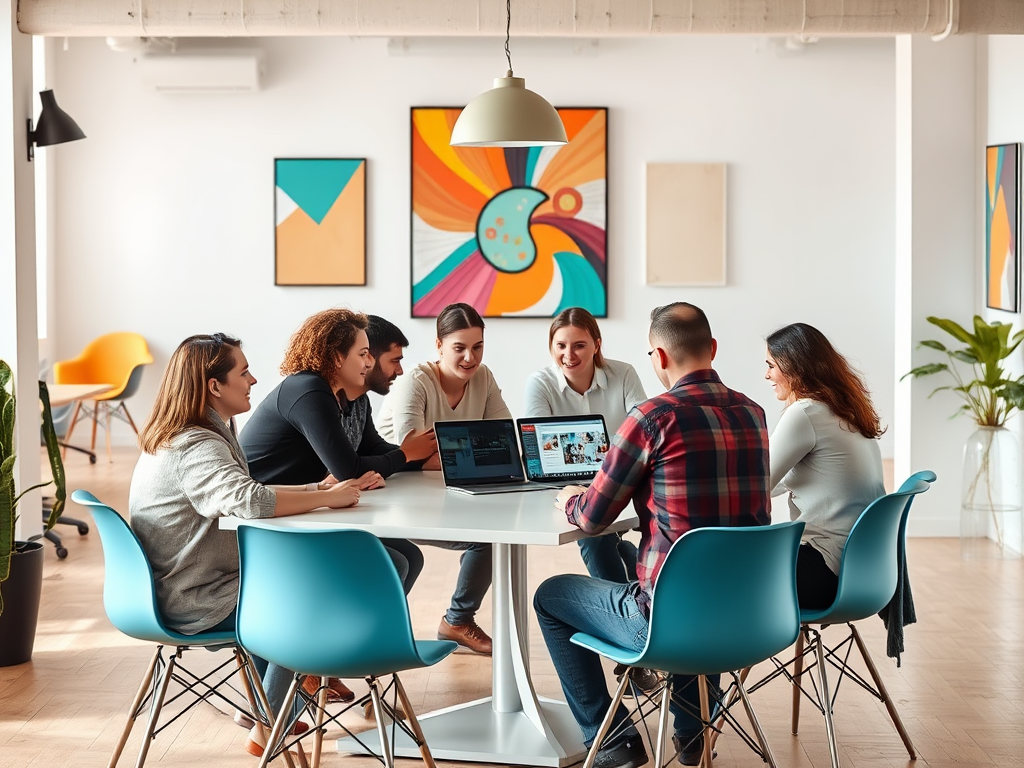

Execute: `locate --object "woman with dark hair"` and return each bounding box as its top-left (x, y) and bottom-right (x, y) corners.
top-left (130, 334), bottom-right (361, 756)
top-left (523, 307), bottom-right (646, 583)
top-left (765, 323), bottom-right (886, 609)
top-left (378, 302), bottom-right (512, 656)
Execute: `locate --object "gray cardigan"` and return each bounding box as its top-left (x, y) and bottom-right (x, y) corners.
top-left (129, 410), bottom-right (277, 634)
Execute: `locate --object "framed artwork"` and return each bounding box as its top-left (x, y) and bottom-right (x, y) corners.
top-left (410, 107), bottom-right (608, 318)
top-left (275, 158), bottom-right (366, 286)
top-left (986, 143), bottom-right (1019, 312)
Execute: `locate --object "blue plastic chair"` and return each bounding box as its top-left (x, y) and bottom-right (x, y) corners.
top-left (235, 524), bottom-right (458, 768)
top-left (569, 521), bottom-right (805, 768)
top-left (782, 474), bottom-right (935, 768)
top-left (72, 490), bottom-right (268, 768)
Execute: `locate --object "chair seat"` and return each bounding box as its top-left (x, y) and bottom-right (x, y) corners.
top-left (570, 632), bottom-right (644, 666)
top-left (416, 639), bottom-right (459, 667)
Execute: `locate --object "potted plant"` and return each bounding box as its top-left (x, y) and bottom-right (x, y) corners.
top-left (902, 316), bottom-right (1024, 559)
top-left (0, 359), bottom-right (66, 665)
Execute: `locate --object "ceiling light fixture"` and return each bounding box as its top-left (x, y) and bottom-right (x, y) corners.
top-left (27, 90), bottom-right (86, 162)
top-left (449, 0), bottom-right (567, 148)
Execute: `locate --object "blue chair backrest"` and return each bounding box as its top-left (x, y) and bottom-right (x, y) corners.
top-left (639, 520), bottom-right (804, 675)
top-left (236, 525), bottom-right (421, 679)
top-left (895, 470), bottom-right (936, 545)
top-left (818, 479), bottom-right (931, 624)
top-left (71, 489), bottom-right (175, 643)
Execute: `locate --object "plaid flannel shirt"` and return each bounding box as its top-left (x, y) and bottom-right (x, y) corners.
top-left (565, 369), bottom-right (771, 616)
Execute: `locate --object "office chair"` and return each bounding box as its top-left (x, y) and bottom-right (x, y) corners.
top-left (236, 524), bottom-right (458, 768)
top-left (751, 474), bottom-right (934, 768)
top-left (72, 490), bottom-right (269, 768)
top-left (55, 332), bottom-right (154, 462)
top-left (570, 521), bottom-right (805, 768)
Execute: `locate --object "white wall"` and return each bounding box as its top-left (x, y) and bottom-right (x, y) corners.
top-left (51, 35), bottom-right (896, 455)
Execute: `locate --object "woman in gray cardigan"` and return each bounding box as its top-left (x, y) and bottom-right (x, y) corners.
top-left (129, 333), bottom-right (361, 757)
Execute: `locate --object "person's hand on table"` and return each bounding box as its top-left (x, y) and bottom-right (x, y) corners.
top-left (421, 453), bottom-right (442, 471)
top-left (401, 428), bottom-right (437, 462)
top-left (322, 483), bottom-right (360, 509)
top-left (555, 485), bottom-right (587, 512)
top-left (342, 471), bottom-right (386, 490)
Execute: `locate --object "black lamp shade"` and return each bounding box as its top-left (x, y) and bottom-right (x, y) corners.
top-left (33, 90), bottom-right (85, 147)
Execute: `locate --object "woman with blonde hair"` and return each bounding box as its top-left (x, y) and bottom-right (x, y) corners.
top-left (130, 333), bottom-right (361, 756)
top-left (765, 322), bottom-right (886, 609)
top-left (524, 307), bottom-right (646, 583)
top-left (378, 302), bottom-right (512, 656)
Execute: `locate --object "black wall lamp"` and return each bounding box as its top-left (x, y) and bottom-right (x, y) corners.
top-left (27, 89), bottom-right (85, 162)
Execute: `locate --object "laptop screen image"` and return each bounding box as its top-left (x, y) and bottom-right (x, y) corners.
top-left (517, 414), bottom-right (610, 483)
top-left (434, 419), bottom-right (526, 486)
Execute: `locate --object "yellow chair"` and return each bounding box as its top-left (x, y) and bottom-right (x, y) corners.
top-left (54, 332), bottom-right (154, 462)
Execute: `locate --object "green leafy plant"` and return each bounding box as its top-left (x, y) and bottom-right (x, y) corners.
top-left (0, 359), bottom-right (66, 615)
top-left (902, 316), bottom-right (1024, 427)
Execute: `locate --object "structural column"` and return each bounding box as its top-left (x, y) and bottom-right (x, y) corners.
top-left (894, 34), bottom-right (978, 535)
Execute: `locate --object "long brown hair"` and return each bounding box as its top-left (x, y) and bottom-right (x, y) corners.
top-left (280, 309), bottom-right (368, 383)
top-left (766, 323), bottom-right (884, 439)
top-left (138, 334), bottom-right (241, 454)
top-left (549, 307), bottom-right (606, 368)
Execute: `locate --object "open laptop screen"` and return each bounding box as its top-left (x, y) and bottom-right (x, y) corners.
top-left (434, 419), bottom-right (526, 485)
top-left (517, 414), bottom-right (610, 483)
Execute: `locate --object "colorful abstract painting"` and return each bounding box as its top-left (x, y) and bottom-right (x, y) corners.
top-left (411, 107), bottom-right (607, 318)
top-left (986, 144), bottom-right (1019, 312)
top-left (275, 158), bottom-right (366, 286)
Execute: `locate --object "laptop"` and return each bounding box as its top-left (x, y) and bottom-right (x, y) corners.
top-left (435, 419), bottom-right (560, 495)
top-left (516, 414), bottom-right (610, 486)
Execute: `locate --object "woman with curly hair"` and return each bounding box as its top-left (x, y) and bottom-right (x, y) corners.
top-left (765, 323), bottom-right (886, 609)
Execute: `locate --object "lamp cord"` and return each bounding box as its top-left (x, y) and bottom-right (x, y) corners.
top-left (505, 0), bottom-right (513, 75)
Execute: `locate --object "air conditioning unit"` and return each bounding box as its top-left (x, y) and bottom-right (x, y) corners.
top-left (139, 50), bottom-right (265, 93)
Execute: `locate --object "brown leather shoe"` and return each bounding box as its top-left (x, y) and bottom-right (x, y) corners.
top-left (437, 617), bottom-right (492, 656)
top-left (244, 720), bottom-right (310, 757)
top-left (300, 675), bottom-right (355, 703)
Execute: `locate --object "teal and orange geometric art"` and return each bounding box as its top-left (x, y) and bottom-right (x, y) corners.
top-left (411, 108), bottom-right (607, 317)
top-left (275, 158), bottom-right (366, 286)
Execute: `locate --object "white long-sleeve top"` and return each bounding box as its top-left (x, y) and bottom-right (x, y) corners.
top-left (522, 359), bottom-right (647, 434)
top-left (770, 398), bottom-right (885, 574)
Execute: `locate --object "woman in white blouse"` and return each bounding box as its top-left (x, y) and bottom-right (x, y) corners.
top-left (523, 307), bottom-right (646, 583)
top-left (765, 323), bottom-right (886, 609)
top-left (378, 302), bottom-right (512, 656)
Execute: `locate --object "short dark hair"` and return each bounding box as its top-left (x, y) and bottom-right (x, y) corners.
top-left (649, 302), bottom-right (713, 362)
top-left (436, 302), bottom-right (485, 340)
top-left (366, 315), bottom-right (409, 358)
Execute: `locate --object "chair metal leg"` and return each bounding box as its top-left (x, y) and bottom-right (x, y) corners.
top-left (810, 628), bottom-right (841, 768)
top-left (133, 649), bottom-right (177, 768)
top-left (108, 646), bottom-right (162, 768)
top-left (257, 676), bottom-right (302, 768)
top-left (850, 624), bottom-right (917, 760)
top-left (582, 669), bottom-right (632, 768)
top-left (394, 672), bottom-right (438, 768)
top-left (310, 677), bottom-right (328, 768)
top-left (123, 402), bottom-right (140, 434)
top-left (697, 675), bottom-right (713, 768)
top-left (368, 677), bottom-right (395, 768)
top-left (105, 404), bottom-right (113, 462)
top-left (730, 670), bottom-right (778, 768)
top-left (709, 666), bottom-right (749, 753)
top-left (654, 679), bottom-right (672, 768)
top-left (792, 628), bottom-right (806, 734)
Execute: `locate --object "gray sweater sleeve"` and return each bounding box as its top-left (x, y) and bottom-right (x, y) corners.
top-left (175, 430), bottom-right (277, 519)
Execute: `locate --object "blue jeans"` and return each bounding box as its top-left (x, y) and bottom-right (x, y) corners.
top-left (534, 574), bottom-right (717, 746)
top-left (418, 540), bottom-right (491, 625)
top-left (578, 533), bottom-right (639, 583)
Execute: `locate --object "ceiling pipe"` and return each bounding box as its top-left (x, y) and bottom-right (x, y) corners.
top-left (16, 0), bottom-right (1024, 38)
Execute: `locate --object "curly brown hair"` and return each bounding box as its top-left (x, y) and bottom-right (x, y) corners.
top-left (280, 309), bottom-right (369, 383)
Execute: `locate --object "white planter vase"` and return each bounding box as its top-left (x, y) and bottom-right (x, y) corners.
top-left (961, 425), bottom-right (1023, 559)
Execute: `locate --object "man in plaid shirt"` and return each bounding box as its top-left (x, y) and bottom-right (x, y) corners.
top-left (534, 302), bottom-right (770, 768)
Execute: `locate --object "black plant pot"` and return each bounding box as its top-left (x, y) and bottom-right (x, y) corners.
top-left (0, 541), bottom-right (44, 666)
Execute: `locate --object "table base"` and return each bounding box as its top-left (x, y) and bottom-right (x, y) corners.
top-left (336, 696), bottom-right (587, 767)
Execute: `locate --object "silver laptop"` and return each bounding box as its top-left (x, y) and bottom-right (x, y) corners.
top-left (435, 419), bottom-right (559, 495)
top-left (516, 414), bottom-right (609, 486)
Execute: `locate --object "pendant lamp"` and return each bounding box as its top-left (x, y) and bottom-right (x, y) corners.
top-left (450, 0), bottom-right (567, 148)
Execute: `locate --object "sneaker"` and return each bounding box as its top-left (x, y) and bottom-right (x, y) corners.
top-left (438, 617), bottom-right (493, 655)
top-left (613, 664), bottom-right (662, 697)
top-left (244, 720), bottom-right (310, 758)
top-left (594, 735), bottom-right (649, 768)
top-left (233, 709), bottom-right (256, 729)
top-left (672, 733), bottom-right (716, 767)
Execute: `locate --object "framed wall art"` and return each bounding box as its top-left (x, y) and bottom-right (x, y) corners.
top-left (275, 158), bottom-right (366, 286)
top-left (410, 107), bottom-right (607, 318)
top-left (986, 143), bottom-right (1019, 312)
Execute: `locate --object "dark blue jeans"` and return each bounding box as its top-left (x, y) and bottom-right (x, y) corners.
top-left (534, 574), bottom-right (717, 747)
top-left (578, 532), bottom-right (639, 583)
top-left (418, 540), bottom-right (491, 625)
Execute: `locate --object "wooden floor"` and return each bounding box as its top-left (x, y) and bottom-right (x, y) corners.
top-left (1, 447), bottom-right (1022, 768)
